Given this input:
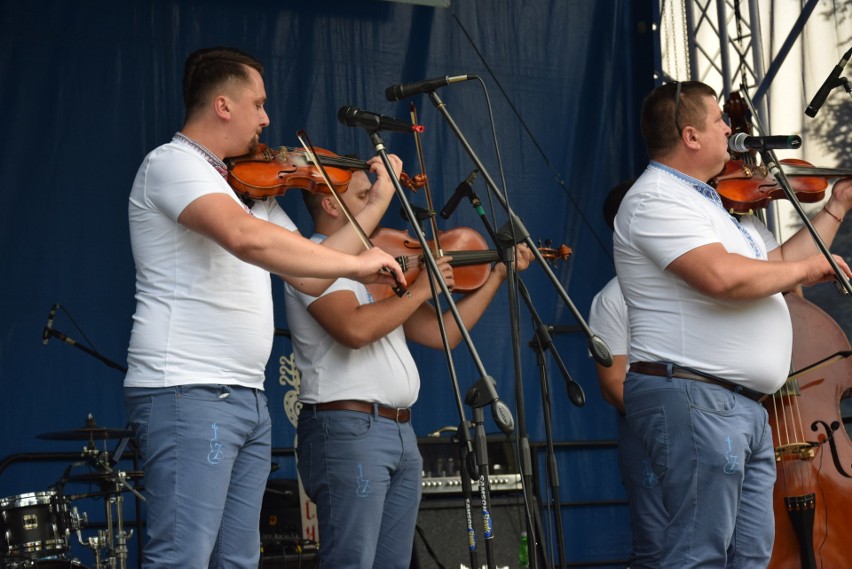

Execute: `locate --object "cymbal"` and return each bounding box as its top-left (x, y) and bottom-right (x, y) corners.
top-left (37, 426), bottom-right (134, 441)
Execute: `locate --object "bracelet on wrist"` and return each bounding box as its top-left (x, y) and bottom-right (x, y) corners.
top-left (824, 205), bottom-right (844, 223)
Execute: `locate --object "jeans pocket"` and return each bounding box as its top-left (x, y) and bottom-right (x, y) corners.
top-left (323, 412), bottom-right (372, 441)
top-left (176, 384), bottom-right (230, 401)
top-left (627, 405), bottom-right (668, 481)
top-left (685, 381), bottom-right (736, 415)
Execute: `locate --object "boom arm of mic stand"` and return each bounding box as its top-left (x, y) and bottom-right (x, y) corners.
top-left (366, 131), bottom-right (514, 435)
top-left (44, 328), bottom-right (128, 373)
top-left (758, 148), bottom-right (852, 296)
top-left (426, 90), bottom-right (612, 367)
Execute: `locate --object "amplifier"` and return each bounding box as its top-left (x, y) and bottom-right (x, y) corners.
top-left (421, 472), bottom-right (523, 494)
top-left (418, 434), bottom-right (521, 495)
top-left (260, 478), bottom-right (316, 557)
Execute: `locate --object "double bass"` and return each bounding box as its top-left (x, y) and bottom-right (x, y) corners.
top-left (768, 293), bottom-right (852, 569)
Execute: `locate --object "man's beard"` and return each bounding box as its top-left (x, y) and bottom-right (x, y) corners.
top-left (247, 135), bottom-right (261, 154)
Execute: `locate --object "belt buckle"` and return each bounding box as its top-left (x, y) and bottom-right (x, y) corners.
top-left (395, 408), bottom-right (404, 422)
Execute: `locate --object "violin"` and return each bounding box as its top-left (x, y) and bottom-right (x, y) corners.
top-left (710, 92), bottom-right (852, 213)
top-left (225, 143), bottom-right (423, 201)
top-left (367, 226), bottom-right (571, 300)
top-left (713, 158), bottom-right (828, 212)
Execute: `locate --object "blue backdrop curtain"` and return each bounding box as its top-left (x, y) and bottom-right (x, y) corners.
top-left (0, 1), bottom-right (654, 566)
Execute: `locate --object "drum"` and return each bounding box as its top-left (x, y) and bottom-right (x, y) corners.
top-left (0, 491), bottom-right (70, 561)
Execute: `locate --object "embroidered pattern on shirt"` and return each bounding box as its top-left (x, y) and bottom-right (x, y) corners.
top-left (173, 132), bottom-right (228, 178)
top-left (173, 132), bottom-right (255, 216)
top-left (649, 162), bottom-right (763, 259)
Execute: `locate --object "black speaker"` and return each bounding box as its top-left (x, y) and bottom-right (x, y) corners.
top-left (260, 478), bottom-right (319, 568)
top-left (411, 493), bottom-right (529, 569)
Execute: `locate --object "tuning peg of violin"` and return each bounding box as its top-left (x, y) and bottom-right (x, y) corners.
top-left (538, 241), bottom-right (573, 266)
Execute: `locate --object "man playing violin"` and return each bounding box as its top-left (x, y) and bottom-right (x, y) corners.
top-left (613, 79), bottom-right (852, 568)
top-left (284, 169), bottom-right (534, 568)
top-left (123, 47), bottom-right (406, 569)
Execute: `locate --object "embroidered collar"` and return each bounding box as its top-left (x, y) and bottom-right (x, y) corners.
top-left (173, 132), bottom-right (228, 179)
top-left (173, 132), bottom-right (257, 213)
top-left (648, 161), bottom-right (763, 259)
top-left (648, 161), bottom-right (724, 210)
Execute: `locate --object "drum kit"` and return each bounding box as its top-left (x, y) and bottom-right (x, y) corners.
top-left (0, 416), bottom-right (143, 569)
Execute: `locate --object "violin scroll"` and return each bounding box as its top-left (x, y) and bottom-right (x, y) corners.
top-left (539, 239), bottom-right (573, 266)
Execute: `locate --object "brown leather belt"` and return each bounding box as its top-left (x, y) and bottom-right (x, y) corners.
top-left (303, 400), bottom-right (411, 423)
top-left (629, 361), bottom-right (767, 403)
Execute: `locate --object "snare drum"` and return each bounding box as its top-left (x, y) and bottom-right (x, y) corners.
top-left (0, 491), bottom-right (70, 561)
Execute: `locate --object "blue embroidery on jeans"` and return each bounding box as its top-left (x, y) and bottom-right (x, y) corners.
top-left (207, 422), bottom-right (224, 464)
top-left (355, 464), bottom-right (371, 497)
top-left (723, 436), bottom-right (740, 474)
top-left (642, 458), bottom-right (658, 488)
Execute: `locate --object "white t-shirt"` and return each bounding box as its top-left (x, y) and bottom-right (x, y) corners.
top-left (589, 276), bottom-right (629, 358)
top-left (284, 236), bottom-right (420, 408)
top-left (613, 163), bottom-right (791, 394)
top-left (125, 139), bottom-right (297, 389)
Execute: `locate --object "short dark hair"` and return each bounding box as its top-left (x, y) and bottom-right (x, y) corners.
top-left (603, 178), bottom-right (635, 231)
top-left (301, 189), bottom-right (325, 221)
top-left (182, 47), bottom-right (264, 119)
top-left (301, 155), bottom-right (364, 222)
top-left (640, 81), bottom-right (717, 159)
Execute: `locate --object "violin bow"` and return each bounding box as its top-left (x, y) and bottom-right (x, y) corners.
top-left (296, 130), bottom-right (407, 297)
top-left (409, 102), bottom-right (443, 258)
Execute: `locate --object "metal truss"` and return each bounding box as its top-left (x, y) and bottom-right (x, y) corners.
top-left (656, 0), bottom-right (821, 124)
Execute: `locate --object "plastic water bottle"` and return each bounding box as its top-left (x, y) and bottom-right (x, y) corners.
top-left (518, 531), bottom-right (529, 569)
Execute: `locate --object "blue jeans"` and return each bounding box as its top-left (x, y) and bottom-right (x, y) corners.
top-left (617, 413), bottom-right (665, 568)
top-left (296, 406), bottom-right (422, 569)
top-left (624, 372), bottom-right (775, 569)
top-left (125, 385), bottom-right (272, 569)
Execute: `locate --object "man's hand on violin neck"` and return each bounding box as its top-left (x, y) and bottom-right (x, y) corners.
top-left (366, 154), bottom-right (402, 204)
top-left (830, 178), bottom-right (852, 212)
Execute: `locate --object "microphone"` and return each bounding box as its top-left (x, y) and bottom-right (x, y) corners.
top-left (728, 132), bottom-right (802, 153)
top-left (385, 74), bottom-right (474, 101)
top-left (805, 46), bottom-right (852, 118)
top-left (42, 303), bottom-right (59, 345)
top-left (337, 106), bottom-right (424, 134)
top-left (439, 169), bottom-right (479, 219)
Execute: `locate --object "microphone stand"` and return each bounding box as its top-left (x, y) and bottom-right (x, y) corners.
top-left (425, 90), bottom-right (613, 368)
top-left (404, 205), bottom-right (484, 569)
top-left (760, 148), bottom-right (852, 295)
top-left (423, 89), bottom-right (609, 567)
top-left (361, 128), bottom-right (514, 569)
top-left (43, 327), bottom-right (128, 373)
top-left (462, 185), bottom-right (587, 569)
top-left (739, 88), bottom-right (852, 296)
